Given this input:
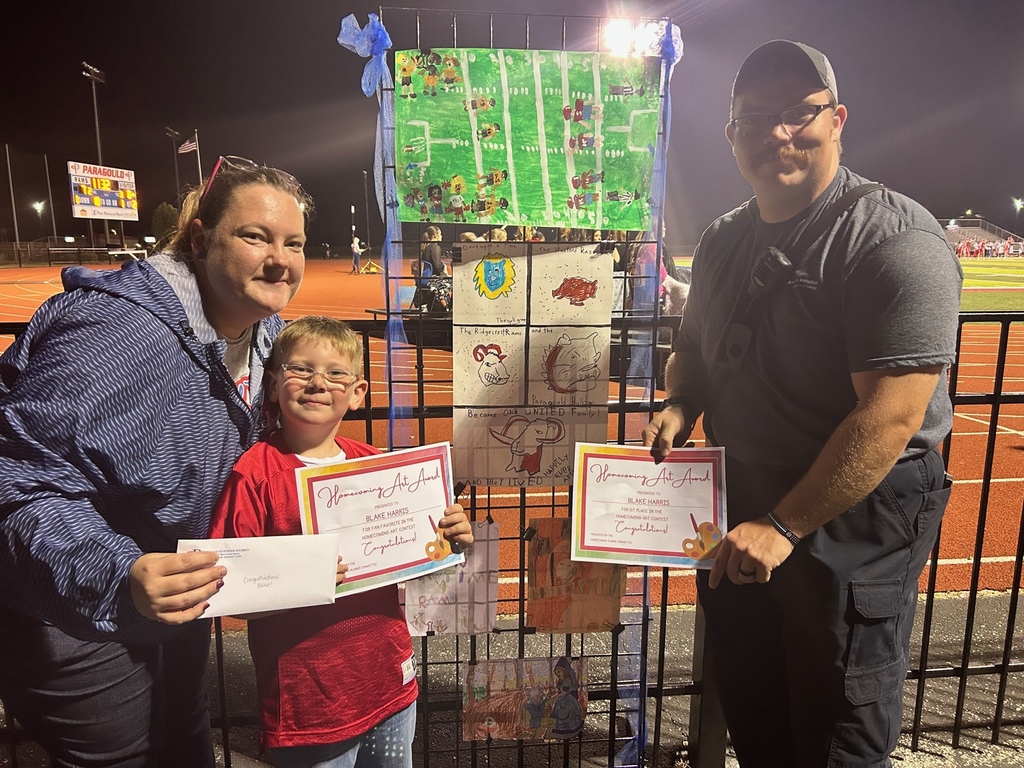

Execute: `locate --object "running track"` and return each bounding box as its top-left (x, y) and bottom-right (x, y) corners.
top-left (1, 261), bottom-right (1021, 604)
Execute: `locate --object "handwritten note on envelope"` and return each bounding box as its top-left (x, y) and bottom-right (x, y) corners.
top-left (571, 443), bottom-right (727, 569)
top-left (296, 442), bottom-right (464, 598)
top-left (176, 535), bottom-right (340, 618)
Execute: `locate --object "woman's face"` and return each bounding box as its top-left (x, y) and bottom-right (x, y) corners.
top-left (192, 183), bottom-right (306, 337)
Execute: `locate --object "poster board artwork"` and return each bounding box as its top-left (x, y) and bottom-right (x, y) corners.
top-left (527, 517), bottom-right (625, 633)
top-left (394, 47), bottom-right (661, 231)
top-left (463, 657), bottom-right (588, 741)
top-left (452, 242), bottom-right (612, 488)
top-left (405, 519), bottom-right (499, 636)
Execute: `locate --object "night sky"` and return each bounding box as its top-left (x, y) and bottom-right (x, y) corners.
top-left (2, 0), bottom-right (1022, 251)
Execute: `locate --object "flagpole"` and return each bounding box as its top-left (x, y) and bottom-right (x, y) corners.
top-left (193, 130), bottom-right (204, 182)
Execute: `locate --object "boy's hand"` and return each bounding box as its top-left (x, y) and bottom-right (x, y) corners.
top-left (438, 504), bottom-right (474, 546)
top-left (336, 556), bottom-right (349, 587)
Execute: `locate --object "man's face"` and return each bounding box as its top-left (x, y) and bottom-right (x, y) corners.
top-left (726, 75), bottom-right (846, 199)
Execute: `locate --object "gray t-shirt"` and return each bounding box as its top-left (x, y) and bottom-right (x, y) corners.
top-left (676, 167), bottom-right (963, 468)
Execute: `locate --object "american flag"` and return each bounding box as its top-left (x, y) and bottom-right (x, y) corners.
top-left (177, 138), bottom-right (198, 154)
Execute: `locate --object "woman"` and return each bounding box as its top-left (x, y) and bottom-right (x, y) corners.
top-left (0, 156), bottom-right (312, 767)
top-left (420, 225), bottom-right (445, 276)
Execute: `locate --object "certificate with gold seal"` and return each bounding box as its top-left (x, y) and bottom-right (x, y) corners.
top-left (297, 442), bottom-right (464, 597)
top-left (571, 443), bottom-right (727, 569)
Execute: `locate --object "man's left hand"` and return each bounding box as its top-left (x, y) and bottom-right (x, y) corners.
top-left (708, 517), bottom-right (794, 588)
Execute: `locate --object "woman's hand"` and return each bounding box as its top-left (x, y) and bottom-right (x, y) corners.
top-left (129, 551), bottom-right (226, 624)
top-left (336, 556), bottom-right (349, 587)
top-left (438, 504), bottom-right (474, 547)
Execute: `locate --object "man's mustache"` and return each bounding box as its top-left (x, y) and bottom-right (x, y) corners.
top-left (754, 145), bottom-right (806, 166)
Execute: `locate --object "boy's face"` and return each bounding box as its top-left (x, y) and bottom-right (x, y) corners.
top-left (269, 339), bottom-right (366, 432)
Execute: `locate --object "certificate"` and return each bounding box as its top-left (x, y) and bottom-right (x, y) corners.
top-left (296, 442), bottom-right (465, 597)
top-left (571, 443), bottom-right (727, 569)
top-left (176, 534), bottom-right (340, 618)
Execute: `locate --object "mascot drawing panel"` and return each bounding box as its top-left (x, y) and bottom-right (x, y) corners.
top-left (490, 416), bottom-right (565, 475)
top-left (542, 332), bottom-right (601, 395)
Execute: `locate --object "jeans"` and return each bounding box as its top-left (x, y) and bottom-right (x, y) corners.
top-left (697, 449), bottom-right (951, 767)
top-left (0, 611), bottom-right (215, 768)
top-left (272, 702), bottom-right (416, 768)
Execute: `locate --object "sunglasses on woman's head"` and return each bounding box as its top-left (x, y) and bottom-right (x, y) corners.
top-left (198, 155), bottom-right (300, 211)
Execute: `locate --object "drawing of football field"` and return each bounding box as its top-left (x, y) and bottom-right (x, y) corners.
top-left (394, 47), bottom-right (662, 232)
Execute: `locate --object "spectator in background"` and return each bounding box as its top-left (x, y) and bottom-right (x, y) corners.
top-left (420, 226), bottom-right (445, 276)
top-left (350, 235), bottom-right (367, 274)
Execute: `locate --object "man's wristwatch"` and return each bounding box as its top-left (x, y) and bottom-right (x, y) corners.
top-left (767, 512), bottom-right (802, 546)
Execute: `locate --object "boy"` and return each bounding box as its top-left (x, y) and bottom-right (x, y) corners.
top-left (208, 316), bottom-right (473, 767)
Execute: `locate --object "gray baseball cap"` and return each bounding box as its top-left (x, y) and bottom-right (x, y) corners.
top-left (731, 40), bottom-right (838, 105)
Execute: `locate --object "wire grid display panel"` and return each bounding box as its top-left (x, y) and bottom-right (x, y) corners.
top-left (339, 310), bottom-right (696, 768)
top-left (370, 8), bottom-right (684, 766)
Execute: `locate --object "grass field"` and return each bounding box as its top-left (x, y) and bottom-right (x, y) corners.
top-left (673, 256), bottom-right (1024, 312)
top-left (958, 257), bottom-right (1024, 311)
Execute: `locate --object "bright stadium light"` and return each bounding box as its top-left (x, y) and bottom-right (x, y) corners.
top-left (604, 19), bottom-right (635, 56)
top-left (604, 18), bottom-right (667, 57)
top-left (1014, 198), bottom-right (1023, 232)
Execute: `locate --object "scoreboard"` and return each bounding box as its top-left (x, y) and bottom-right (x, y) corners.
top-left (67, 161), bottom-right (139, 221)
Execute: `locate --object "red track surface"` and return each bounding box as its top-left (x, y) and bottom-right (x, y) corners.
top-left (2, 260), bottom-right (1022, 606)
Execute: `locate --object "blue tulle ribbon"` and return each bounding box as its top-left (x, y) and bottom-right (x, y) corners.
top-left (626, 22), bottom-right (683, 405)
top-left (338, 13), bottom-right (414, 448)
top-left (337, 13), bottom-right (393, 97)
top-left (618, 24), bottom-right (682, 767)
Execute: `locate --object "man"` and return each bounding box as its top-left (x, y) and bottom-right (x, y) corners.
top-left (643, 41), bottom-right (962, 766)
top-left (350, 235), bottom-right (366, 274)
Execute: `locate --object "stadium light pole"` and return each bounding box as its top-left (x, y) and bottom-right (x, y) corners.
top-left (165, 127), bottom-right (182, 200)
top-left (1013, 198), bottom-right (1023, 234)
top-left (363, 169), bottom-right (372, 255)
top-left (82, 62), bottom-right (107, 247)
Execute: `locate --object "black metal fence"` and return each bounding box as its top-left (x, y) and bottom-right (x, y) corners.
top-left (1, 312), bottom-right (1023, 766)
top-left (0, 243), bottom-right (145, 268)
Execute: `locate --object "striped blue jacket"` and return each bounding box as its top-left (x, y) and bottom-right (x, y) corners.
top-left (0, 259), bottom-right (281, 643)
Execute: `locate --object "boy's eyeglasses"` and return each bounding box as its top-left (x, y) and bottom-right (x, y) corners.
top-left (279, 363), bottom-right (359, 388)
top-left (198, 155), bottom-right (300, 211)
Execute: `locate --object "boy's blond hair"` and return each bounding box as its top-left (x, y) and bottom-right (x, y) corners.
top-left (270, 316), bottom-right (363, 372)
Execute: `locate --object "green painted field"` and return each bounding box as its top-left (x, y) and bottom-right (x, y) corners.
top-left (394, 48), bottom-right (661, 232)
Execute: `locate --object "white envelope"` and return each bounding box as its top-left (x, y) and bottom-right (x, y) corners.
top-left (176, 534), bottom-right (340, 618)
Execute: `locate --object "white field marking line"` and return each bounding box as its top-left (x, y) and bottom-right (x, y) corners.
top-left (954, 431), bottom-right (1024, 437)
top-left (955, 413), bottom-right (1024, 419)
top-left (498, 49), bottom-right (520, 221)
top-left (532, 50), bottom-right (553, 217)
top-left (954, 412), bottom-right (1024, 438)
top-left (591, 51), bottom-right (604, 224)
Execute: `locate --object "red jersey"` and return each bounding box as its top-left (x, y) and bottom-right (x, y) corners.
top-left (208, 432), bottom-right (418, 749)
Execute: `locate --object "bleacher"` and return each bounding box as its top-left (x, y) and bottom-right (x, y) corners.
top-left (943, 217), bottom-right (1017, 246)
